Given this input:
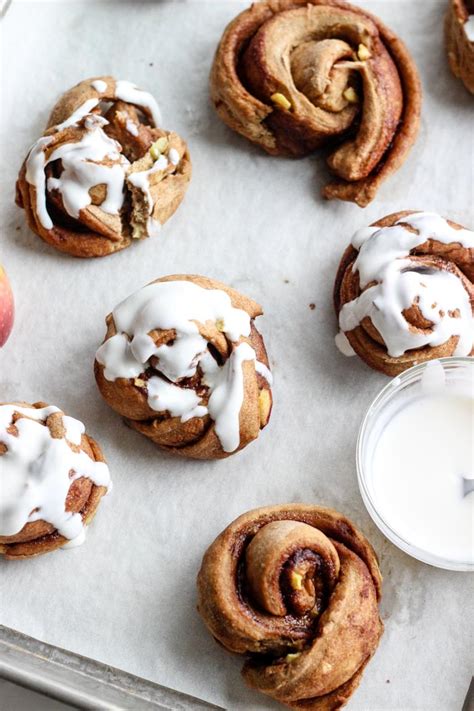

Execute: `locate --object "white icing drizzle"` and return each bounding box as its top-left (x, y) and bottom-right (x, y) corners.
top-left (255, 359), bottom-right (274, 384)
top-left (62, 529), bottom-right (87, 548)
top-left (55, 98), bottom-right (99, 131)
top-left (25, 136), bottom-right (54, 229)
top-left (97, 281), bottom-right (251, 380)
top-left (96, 333), bottom-right (144, 380)
top-left (0, 405), bottom-right (110, 544)
top-left (84, 113), bottom-right (108, 131)
top-left (465, 16), bottom-right (474, 42)
top-left (169, 147), bottom-right (180, 165)
top-left (46, 128), bottom-right (128, 220)
top-left (202, 342), bottom-right (257, 451)
top-left (339, 213), bottom-right (474, 358)
top-left (126, 118), bottom-right (139, 137)
top-left (24, 78), bottom-right (165, 231)
top-left (62, 415), bottom-right (84, 445)
top-left (114, 80), bottom-right (162, 127)
top-left (335, 330), bottom-right (356, 356)
top-left (351, 212), bottom-right (474, 287)
top-left (91, 79), bottom-right (107, 93)
top-left (128, 154), bottom-right (168, 215)
top-left (95, 281), bottom-right (270, 452)
top-left (26, 122), bottom-right (128, 228)
top-left (147, 377), bottom-right (206, 421)
top-left (128, 148), bottom-right (181, 226)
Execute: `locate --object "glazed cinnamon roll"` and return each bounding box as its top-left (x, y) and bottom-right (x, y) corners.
top-left (0, 402), bottom-right (111, 559)
top-left (334, 211), bottom-right (474, 376)
top-left (197, 504), bottom-right (383, 710)
top-left (94, 275), bottom-right (273, 459)
top-left (445, 0), bottom-right (474, 93)
top-left (210, 0), bottom-right (421, 206)
top-left (16, 77), bottom-right (191, 257)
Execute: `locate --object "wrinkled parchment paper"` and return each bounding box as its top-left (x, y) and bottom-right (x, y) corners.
top-left (0, 1), bottom-right (473, 709)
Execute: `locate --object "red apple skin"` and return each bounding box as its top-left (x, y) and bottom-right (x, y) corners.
top-left (0, 265), bottom-right (14, 347)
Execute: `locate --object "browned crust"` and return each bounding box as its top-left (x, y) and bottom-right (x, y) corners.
top-left (15, 76), bottom-right (191, 258)
top-left (210, 0), bottom-right (421, 206)
top-left (94, 275), bottom-right (273, 460)
top-left (334, 210), bottom-right (474, 376)
top-left (445, 0), bottom-right (474, 94)
top-left (0, 401), bottom-right (108, 559)
top-left (197, 504), bottom-right (383, 709)
top-left (286, 654), bottom-right (374, 710)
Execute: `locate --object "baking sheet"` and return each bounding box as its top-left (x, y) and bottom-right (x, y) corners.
top-left (0, 1), bottom-right (473, 709)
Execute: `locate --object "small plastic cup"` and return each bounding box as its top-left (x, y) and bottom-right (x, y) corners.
top-left (356, 357), bottom-right (473, 572)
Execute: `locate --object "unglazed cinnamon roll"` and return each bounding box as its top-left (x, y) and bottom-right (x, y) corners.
top-left (334, 212), bottom-right (474, 376)
top-left (210, 0), bottom-right (421, 206)
top-left (197, 504), bottom-right (383, 710)
top-left (0, 402), bottom-right (111, 559)
top-left (16, 77), bottom-right (191, 257)
top-left (445, 0), bottom-right (474, 93)
top-left (94, 275), bottom-right (273, 459)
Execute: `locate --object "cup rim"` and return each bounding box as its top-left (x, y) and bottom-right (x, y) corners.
top-left (356, 356), bottom-right (474, 572)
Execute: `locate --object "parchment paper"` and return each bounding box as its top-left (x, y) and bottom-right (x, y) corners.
top-left (0, 1), bottom-right (473, 709)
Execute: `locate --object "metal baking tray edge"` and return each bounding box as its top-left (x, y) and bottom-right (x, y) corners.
top-left (0, 626), bottom-right (223, 710)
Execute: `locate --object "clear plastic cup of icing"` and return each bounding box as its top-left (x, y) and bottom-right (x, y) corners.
top-left (357, 357), bottom-right (474, 572)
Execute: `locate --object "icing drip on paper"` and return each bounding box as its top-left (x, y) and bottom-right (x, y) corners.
top-left (337, 213), bottom-right (474, 358)
top-left (465, 16), bottom-right (474, 42)
top-left (62, 529), bottom-right (87, 548)
top-left (147, 217), bottom-right (162, 238)
top-left (114, 80), bottom-right (162, 126)
top-left (0, 405), bottom-right (110, 544)
top-left (91, 79), bottom-right (107, 93)
top-left (335, 331), bottom-right (356, 356)
top-left (95, 281), bottom-right (270, 452)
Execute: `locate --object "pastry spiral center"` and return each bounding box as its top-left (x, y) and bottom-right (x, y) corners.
top-left (290, 38), bottom-right (358, 112)
top-left (239, 4), bottom-right (405, 181)
top-left (244, 520), bottom-right (340, 618)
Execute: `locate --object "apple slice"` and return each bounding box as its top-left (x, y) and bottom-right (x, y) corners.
top-left (0, 265), bottom-right (14, 347)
